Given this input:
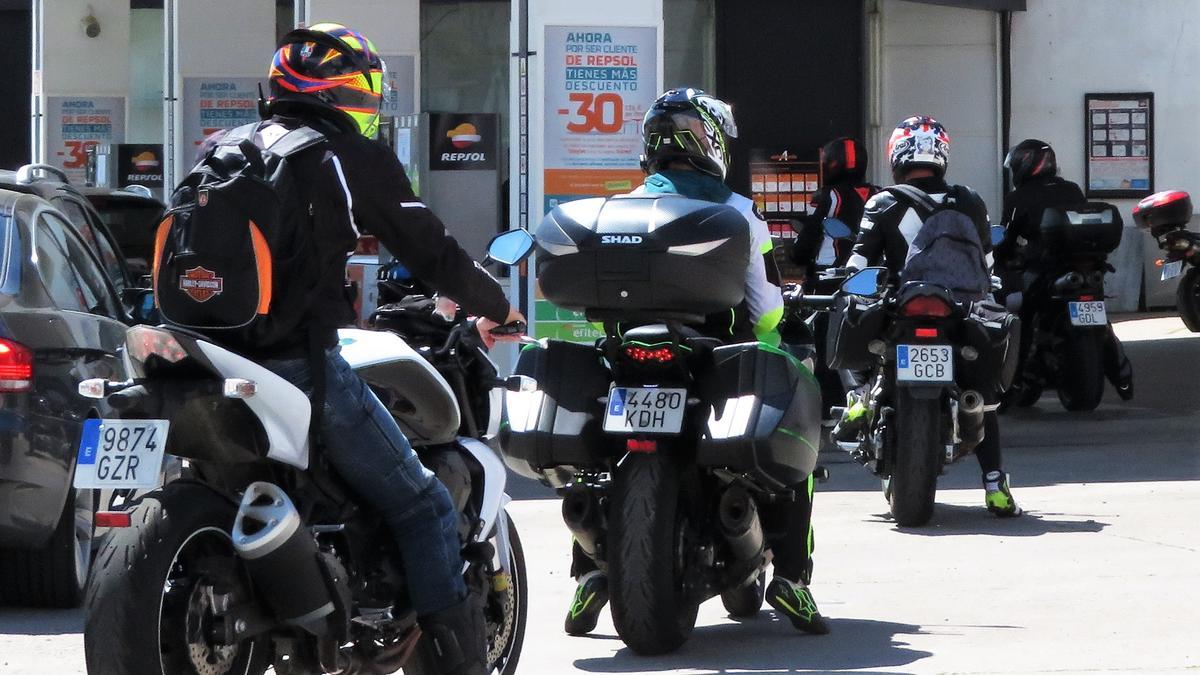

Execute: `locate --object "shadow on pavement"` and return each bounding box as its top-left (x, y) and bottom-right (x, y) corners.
top-left (572, 616), bottom-right (931, 673)
top-left (865, 504), bottom-right (1110, 537)
top-left (0, 608), bottom-right (83, 636)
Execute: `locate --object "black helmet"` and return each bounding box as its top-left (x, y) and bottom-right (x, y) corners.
top-left (641, 88), bottom-right (738, 180)
top-left (820, 137), bottom-right (868, 184)
top-left (1005, 139), bottom-right (1058, 187)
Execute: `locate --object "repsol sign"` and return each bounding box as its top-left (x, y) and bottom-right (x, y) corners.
top-left (429, 113), bottom-right (498, 171)
top-left (440, 151), bottom-right (488, 162)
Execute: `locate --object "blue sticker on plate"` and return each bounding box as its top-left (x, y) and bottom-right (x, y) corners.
top-left (77, 419), bottom-right (101, 465)
top-left (896, 345), bottom-right (909, 369)
top-left (608, 389), bottom-right (626, 416)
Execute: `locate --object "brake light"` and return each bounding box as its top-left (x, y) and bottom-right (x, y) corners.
top-left (623, 345), bottom-right (675, 363)
top-left (915, 327), bottom-right (939, 338)
top-left (95, 511), bottom-right (131, 528)
top-left (0, 338), bottom-right (33, 392)
top-left (127, 326), bottom-right (188, 364)
top-left (626, 439), bottom-right (657, 453)
top-left (900, 296), bottom-right (954, 318)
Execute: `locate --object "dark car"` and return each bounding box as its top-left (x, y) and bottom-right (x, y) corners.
top-left (79, 184), bottom-right (166, 278)
top-left (0, 186), bottom-right (134, 607)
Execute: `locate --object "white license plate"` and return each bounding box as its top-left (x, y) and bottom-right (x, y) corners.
top-left (896, 345), bottom-right (954, 383)
top-left (74, 419), bottom-right (169, 489)
top-left (1162, 260), bottom-right (1184, 281)
top-left (1068, 300), bottom-right (1107, 326)
top-left (603, 387), bottom-right (687, 434)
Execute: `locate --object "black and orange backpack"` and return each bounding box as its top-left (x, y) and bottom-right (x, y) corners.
top-left (152, 121), bottom-right (326, 352)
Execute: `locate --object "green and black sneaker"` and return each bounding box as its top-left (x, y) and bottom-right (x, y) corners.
top-left (564, 570), bottom-right (609, 636)
top-left (765, 577), bottom-right (830, 634)
top-left (984, 470), bottom-right (1023, 518)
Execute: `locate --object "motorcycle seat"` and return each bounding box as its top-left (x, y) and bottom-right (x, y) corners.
top-left (621, 323), bottom-right (723, 352)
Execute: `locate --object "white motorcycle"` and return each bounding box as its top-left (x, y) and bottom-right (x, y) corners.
top-left (76, 290), bottom-right (526, 674)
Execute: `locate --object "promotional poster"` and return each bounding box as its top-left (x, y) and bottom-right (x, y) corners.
top-left (45, 96), bottom-right (126, 184)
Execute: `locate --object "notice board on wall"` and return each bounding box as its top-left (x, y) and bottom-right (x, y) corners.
top-left (1085, 93), bottom-right (1153, 198)
top-left (749, 149), bottom-right (820, 282)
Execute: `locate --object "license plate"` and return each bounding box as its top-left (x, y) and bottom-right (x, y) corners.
top-left (74, 419), bottom-right (169, 489)
top-left (896, 345), bottom-right (954, 383)
top-left (603, 387), bottom-right (687, 434)
top-left (1162, 260), bottom-right (1184, 281)
top-left (1068, 300), bottom-right (1107, 326)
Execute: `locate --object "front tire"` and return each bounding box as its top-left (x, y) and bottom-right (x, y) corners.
top-left (608, 453), bottom-right (699, 655)
top-left (84, 482), bottom-right (270, 675)
top-left (0, 488), bottom-right (93, 608)
top-left (886, 389), bottom-right (942, 527)
top-left (1057, 330), bottom-right (1105, 411)
top-left (1176, 267), bottom-right (1200, 332)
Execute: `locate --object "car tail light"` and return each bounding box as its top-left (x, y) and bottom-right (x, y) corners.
top-left (0, 338), bottom-right (33, 392)
top-left (915, 327), bottom-right (939, 338)
top-left (127, 326), bottom-right (188, 365)
top-left (900, 296), bottom-right (954, 318)
top-left (626, 439), bottom-right (657, 453)
top-left (95, 511), bottom-right (131, 528)
top-left (623, 344), bottom-right (676, 363)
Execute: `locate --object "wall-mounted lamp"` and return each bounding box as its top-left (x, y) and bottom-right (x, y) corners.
top-left (83, 5), bottom-right (101, 38)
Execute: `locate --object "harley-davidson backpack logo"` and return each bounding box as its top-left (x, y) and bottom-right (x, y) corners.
top-left (178, 266), bottom-right (224, 303)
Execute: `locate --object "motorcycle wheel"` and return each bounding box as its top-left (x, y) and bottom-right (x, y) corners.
top-left (608, 452), bottom-right (699, 655)
top-left (1056, 330), bottom-right (1105, 411)
top-left (720, 570), bottom-right (765, 618)
top-left (84, 482), bottom-right (270, 675)
top-left (885, 389), bottom-right (941, 527)
top-left (1176, 267), bottom-right (1200, 332)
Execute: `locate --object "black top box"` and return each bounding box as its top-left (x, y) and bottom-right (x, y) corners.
top-left (1039, 202), bottom-right (1124, 258)
top-left (535, 194), bottom-right (750, 321)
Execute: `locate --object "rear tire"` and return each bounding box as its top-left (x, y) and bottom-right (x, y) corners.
top-left (84, 482), bottom-right (270, 675)
top-left (0, 488), bottom-right (93, 608)
top-left (608, 453), bottom-right (699, 655)
top-left (1057, 330), bottom-right (1105, 411)
top-left (1176, 267), bottom-right (1200, 332)
top-left (720, 571), bottom-right (765, 618)
top-left (886, 389), bottom-right (942, 527)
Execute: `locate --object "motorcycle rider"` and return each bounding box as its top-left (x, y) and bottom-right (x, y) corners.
top-left (250, 24), bottom-right (525, 675)
top-left (996, 139), bottom-right (1133, 400)
top-left (563, 88), bottom-right (829, 637)
top-left (843, 115), bottom-right (1021, 518)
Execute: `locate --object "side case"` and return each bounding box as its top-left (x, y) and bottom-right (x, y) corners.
top-left (825, 295), bottom-right (888, 370)
top-left (500, 340), bottom-right (611, 482)
top-left (696, 344), bottom-right (821, 490)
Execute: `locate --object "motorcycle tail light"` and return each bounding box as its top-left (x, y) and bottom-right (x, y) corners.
top-left (623, 344), bottom-right (676, 363)
top-left (626, 439), bottom-right (658, 453)
top-left (0, 338), bottom-right (33, 392)
top-left (1079, 294), bottom-right (1096, 302)
top-left (127, 326), bottom-right (188, 365)
top-left (900, 296), bottom-right (953, 318)
top-left (915, 327), bottom-right (939, 338)
top-left (95, 511), bottom-right (132, 528)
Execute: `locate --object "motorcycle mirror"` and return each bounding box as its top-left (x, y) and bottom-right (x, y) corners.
top-left (842, 267), bottom-right (888, 297)
top-left (824, 217), bottom-right (853, 240)
top-left (990, 225), bottom-right (1006, 246)
top-left (485, 229), bottom-right (536, 266)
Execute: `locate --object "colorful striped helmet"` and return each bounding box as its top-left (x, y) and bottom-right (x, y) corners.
top-left (268, 23), bottom-right (385, 138)
top-left (642, 88), bottom-right (738, 180)
top-left (888, 115), bottom-right (951, 177)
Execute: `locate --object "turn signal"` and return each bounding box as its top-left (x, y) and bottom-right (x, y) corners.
top-left (900, 296), bottom-right (954, 318)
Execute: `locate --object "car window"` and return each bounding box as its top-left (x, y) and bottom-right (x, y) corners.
top-left (0, 204), bottom-right (20, 296)
top-left (52, 197), bottom-right (98, 246)
top-left (53, 195), bottom-right (127, 289)
top-left (89, 197), bottom-right (163, 276)
top-left (35, 212), bottom-right (120, 318)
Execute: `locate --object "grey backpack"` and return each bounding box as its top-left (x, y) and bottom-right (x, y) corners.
top-left (890, 184), bottom-right (991, 302)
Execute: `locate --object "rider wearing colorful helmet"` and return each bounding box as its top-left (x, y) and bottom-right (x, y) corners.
top-left (562, 89), bottom-right (829, 639)
top-left (256, 24), bottom-right (525, 675)
top-left (844, 116), bottom-right (1022, 518)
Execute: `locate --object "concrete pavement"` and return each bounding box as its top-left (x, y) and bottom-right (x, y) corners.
top-left (1, 316), bottom-right (1196, 674)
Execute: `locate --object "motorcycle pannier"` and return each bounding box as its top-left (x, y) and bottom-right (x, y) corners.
top-left (501, 340), bottom-right (611, 482)
top-left (825, 295), bottom-right (888, 370)
top-left (1040, 203), bottom-right (1124, 257)
top-left (696, 344), bottom-right (821, 490)
top-left (960, 304), bottom-right (1022, 400)
top-left (535, 195), bottom-right (750, 319)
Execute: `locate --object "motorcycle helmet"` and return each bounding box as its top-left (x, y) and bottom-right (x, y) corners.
top-left (887, 115), bottom-right (950, 178)
top-left (820, 137), bottom-right (869, 184)
top-left (268, 23), bottom-right (386, 138)
top-left (1005, 139), bottom-right (1058, 187)
top-left (641, 88), bottom-right (738, 180)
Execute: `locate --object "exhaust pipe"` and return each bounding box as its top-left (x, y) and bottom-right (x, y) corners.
top-left (233, 482), bottom-right (335, 628)
top-left (561, 486), bottom-right (604, 560)
top-left (718, 487), bottom-right (764, 562)
top-left (958, 390), bottom-right (985, 452)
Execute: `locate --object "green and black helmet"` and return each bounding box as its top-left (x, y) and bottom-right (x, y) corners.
top-left (641, 88), bottom-right (738, 180)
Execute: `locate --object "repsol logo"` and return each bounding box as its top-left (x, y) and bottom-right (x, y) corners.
top-left (600, 235), bottom-right (643, 245)
top-left (441, 152), bottom-right (487, 162)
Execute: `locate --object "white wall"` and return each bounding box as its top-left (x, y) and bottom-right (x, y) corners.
top-left (872, 0), bottom-right (1001, 212)
top-left (128, 8), bottom-right (164, 144)
top-left (1011, 0), bottom-right (1199, 309)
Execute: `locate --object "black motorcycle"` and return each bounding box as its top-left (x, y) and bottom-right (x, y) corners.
top-left (79, 281), bottom-right (527, 674)
top-left (1134, 190), bottom-right (1200, 332)
top-left (1005, 203), bottom-right (1125, 410)
top-left (491, 195), bottom-right (822, 655)
top-left (814, 266), bottom-right (1017, 526)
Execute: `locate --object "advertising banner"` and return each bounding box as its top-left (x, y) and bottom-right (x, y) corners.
top-left (116, 144), bottom-right (165, 189)
top-left (46, 96), bottom-right (126, 184)
top-left (182, 77), bottom-right (265, 161)
top-left (429, 113), bottom-right (498, 171)
top-left (380, 54), bottom-right (417, 117)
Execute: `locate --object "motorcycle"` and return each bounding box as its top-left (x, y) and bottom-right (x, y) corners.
top-left (78, 280), bottom-right (527, 674)
top-left (1133, 190), bottom-right (1200, 332)
top-left (1004, 203), bottom-right (1125, 410)
top-left (490, 195), bottom-right (822, 655)
top-left (813, 263), bottom-right (1017, 527)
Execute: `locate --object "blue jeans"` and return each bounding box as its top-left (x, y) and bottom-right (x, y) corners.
top-left (261, 349), bottom-right (467, 616)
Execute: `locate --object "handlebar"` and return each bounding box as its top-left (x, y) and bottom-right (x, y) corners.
top-left (798, 294), bottom-right (836, 310)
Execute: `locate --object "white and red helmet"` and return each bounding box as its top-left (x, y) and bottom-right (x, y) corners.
top-left (887, 115), bottom-right (951, 177)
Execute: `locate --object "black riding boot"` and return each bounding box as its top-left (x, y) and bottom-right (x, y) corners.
top-left (418, 595), bottom-right (487, 675)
